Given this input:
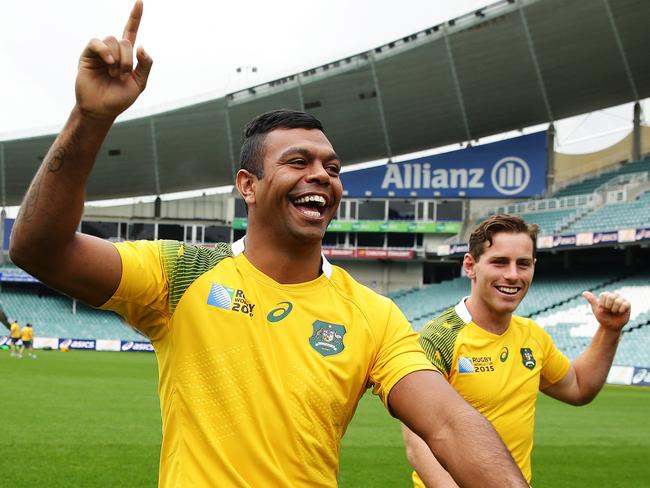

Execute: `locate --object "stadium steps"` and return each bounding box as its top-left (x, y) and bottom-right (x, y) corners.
top-left (557, 205), bottom-right (595, 234)
top-left (527, 271), bottom-right (639, 320)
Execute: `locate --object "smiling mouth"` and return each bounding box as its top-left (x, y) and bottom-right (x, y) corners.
top-left (292, 194), bottom-right (327, 218)
top-left (495, 286), bottom-right (520, 295)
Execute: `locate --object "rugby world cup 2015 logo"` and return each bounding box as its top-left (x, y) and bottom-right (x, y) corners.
top-left (309, 320), bottom-right (346, 357)
top-left (207, 283), bottom-right (235, 309)
top-left (207, 283), bottom-right (256, 316)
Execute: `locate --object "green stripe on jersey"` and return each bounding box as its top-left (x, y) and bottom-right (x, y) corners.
top-left (159, 240), bottom-right (233, 314)
top-left (419, 307), bottom-right (466, 375)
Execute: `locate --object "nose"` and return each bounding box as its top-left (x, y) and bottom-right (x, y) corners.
top-left (306, 161), bottom-right (330, 184)
top-left (503, 262), bottom-right (518, 281)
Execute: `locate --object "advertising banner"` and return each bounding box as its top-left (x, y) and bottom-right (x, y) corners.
top-left (0, 269), bottom-right (39, 283)
top-left (120, 340), bottom-right (154, 352)
top-left (96, 339), bottom-right (122, 352)
top-left (58, 338), bottom-right (97, 350)
top-left (233, 218), bottom-right (461, 234)
top-left (34, 337), bottom-right (59, 349)
top-left (321, 248), bottom-right (415, 259)
top-left (340, 132), bottom-right (546, 198)
top-left (631, 367), bottom-right (650, 387)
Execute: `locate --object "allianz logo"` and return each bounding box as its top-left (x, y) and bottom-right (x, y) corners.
top-left (380, 157), bottom-right (530, 195)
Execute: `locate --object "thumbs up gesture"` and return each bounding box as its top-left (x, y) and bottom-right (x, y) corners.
top-left (582, 291), bottom-right (631, 333)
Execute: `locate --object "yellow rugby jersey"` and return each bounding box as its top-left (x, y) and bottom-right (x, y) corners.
top-left (21, 326), bottom-right (33, 342)
top-left (10, 322), bottom-right (20, 338)
top-left (412, 298), bottom-right (570, 486)
top-left (101, 238), bottom-right (434, 488)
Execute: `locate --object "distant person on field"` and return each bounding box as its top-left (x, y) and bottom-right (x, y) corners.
top-left (19, 323), bottom-right (36, 359)
top-left (9, 320), bottom-right (21, 357)
top-left (402, 214), bottom-right (631, 487)
top-left (8, 2), bottom-right (530, 487)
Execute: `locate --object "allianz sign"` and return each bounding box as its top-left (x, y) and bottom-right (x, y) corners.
top-left (381, 157), bottom-right (531, 196)
top-left (341, 131), bottom-right (546, 198)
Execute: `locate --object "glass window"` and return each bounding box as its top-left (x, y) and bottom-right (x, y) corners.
top-left (81, 221), bottom-right (119, 240)
top-left (234, 198), bottom-right (247, 218)
top-left (205, 225), bottom-right (231, 243)
top-left (128, 223), bottom-right (155, 240)
top-left (436, 201), bottom-right (463, 220)
top-left (357, 232), bottom-right (385, 247)
top-left (388, 200), bottom-right (415, 220)
top-left (387, 233), bottom-right (414, 247)
top-left (158, 224), bottom-right (184, 241)
top-left (358, 200), bottom-right (385, 220)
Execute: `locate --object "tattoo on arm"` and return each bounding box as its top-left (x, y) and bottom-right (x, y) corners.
top-left (19, 174), bottom-right (42, 224)
top-left (20, 141), bottom-right (69, 223)
top-left (46, 146), bottom-right (67, 173)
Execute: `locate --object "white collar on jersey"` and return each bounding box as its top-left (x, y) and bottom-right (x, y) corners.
top-left (231, 236), bottom-right (333, 279)
top-left (454, 297), bottom-right (472, 325)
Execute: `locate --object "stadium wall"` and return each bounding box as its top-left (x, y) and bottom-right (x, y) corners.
top-left (84, 192), bottom-right (232, 221)
top-left (553, 126), bottom-right (650, 187)
top-left (332, 259), bottom-right (423, 295)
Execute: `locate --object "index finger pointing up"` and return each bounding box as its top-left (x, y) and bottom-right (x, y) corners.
top-left (122, 0), bottom-right (143, 45)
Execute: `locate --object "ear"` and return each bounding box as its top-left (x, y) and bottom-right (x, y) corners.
top-left (236, 169), bottom-right (257, 207)
top-left (463, 253), bottom-right (477, 280)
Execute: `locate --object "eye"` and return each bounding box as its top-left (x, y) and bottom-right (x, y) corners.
top-left (326, 164), bottom-right (341, 176)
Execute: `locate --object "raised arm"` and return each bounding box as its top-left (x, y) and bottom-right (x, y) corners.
top-left (541, 291), bottom-right (630, 405)
top-left (390, 370), bottom-right (528, 488)
top-left (9, 1), bottom-right (153, 307)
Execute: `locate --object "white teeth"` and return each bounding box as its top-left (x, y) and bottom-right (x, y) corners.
top-left (293, 195), bottom-right (326, 206)
top-left (302, 209), bottom-right (321, 218)
top-left (497, 286), bottom-right (518, 294)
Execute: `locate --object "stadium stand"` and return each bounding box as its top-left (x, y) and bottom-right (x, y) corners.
top-left (552, 157), bottom-right (650, 198)
top-left (0, 284), bottom-right (142, 341)
top-left (518, 209), bottom-right (581, 235)
top-left (567, 189), bottom-right (650, 233)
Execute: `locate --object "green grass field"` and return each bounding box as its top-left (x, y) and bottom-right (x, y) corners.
top-left (1, 350), bottom-right (648, 487)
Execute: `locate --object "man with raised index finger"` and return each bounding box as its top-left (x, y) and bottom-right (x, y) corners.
top-left (10, 3), bottom-right (529, 487)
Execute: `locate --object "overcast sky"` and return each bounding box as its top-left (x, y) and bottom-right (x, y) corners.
top-left (1, 0), bottom-right (647, 153)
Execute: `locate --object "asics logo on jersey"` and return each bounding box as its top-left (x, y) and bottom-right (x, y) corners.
top-left (267, 302), bottom-right (293, 323)
top-left (500, 347), bottom-right (509, 362)
top-left (207, 283), bottom-right (255, 317)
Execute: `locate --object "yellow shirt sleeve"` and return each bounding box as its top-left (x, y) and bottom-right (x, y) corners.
top-left (370, 300), bottom-right (439, 408)
top-left (100, 240), bottom-right (170, 341)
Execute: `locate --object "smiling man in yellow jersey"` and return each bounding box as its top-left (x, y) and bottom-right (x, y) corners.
top-left (403, 214), bottom-right (631, 487)
top-left (9, 2), bottom-right (530, 487)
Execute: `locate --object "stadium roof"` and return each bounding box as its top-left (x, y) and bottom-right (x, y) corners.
top-left (2, 0), bottom-right (649, 205)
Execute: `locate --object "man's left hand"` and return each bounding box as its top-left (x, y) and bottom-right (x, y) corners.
top-left (582, 291), bottom-right (631, 332)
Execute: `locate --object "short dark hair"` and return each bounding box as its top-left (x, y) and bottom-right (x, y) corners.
top-left (239, 109), bottom-right (325, 178)
top-left (469, 214), bottom-right (539, 261)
